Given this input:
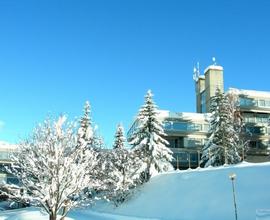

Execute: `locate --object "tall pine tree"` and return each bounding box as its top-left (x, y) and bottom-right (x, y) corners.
top-left (201, 88), bottom-right (241, 167)
top-left (129, 90), bottom-right (173, 182)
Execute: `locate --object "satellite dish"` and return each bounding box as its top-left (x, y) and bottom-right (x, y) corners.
top-left (212, 57), bottom-right (217, 65)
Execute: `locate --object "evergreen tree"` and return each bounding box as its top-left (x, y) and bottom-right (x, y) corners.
top-left (129, 90), bottom-right (173, 182)
top-left (227, 90), bottom-right (249, 160)
top-left (201, 88), bottom-right (241, 167)
top-left (113, 124), bottom-right (126, 149)
top-left (108, 124), bottom-right (141, 206)
top-left (78, 101), bottom-right (94, 147)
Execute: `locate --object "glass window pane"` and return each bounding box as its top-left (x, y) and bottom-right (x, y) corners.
top-left (259, 100), bottom-right (265, 107)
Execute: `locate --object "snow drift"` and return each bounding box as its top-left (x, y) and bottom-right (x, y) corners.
top-left (100, 162), bottom-right (270, 220)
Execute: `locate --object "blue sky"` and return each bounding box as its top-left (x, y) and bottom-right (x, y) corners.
top-left (0, 0), bottom-right (270, 146)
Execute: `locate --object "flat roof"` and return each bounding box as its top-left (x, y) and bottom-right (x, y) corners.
top-left (229, 88), bottom-right (270, 99)
top-left (204, 65), bottom-right (223, 73)
top-left (0, 141), bottom-right (17, 150)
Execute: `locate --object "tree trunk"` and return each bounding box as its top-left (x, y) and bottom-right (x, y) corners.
top-left (49, 212), bottom-right (57, 220)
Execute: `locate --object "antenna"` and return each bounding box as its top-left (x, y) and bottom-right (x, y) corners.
top-left (193, 62), bottom-right (200, 82)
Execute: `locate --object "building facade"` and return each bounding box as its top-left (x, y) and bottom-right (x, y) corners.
top-left (0, 142), bottom-right (18, 184)
top-left (128, 62), bottom-right (270, 169)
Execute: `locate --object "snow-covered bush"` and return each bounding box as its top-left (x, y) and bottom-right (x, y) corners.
top-left (2, 116), bottom-right (99, 220)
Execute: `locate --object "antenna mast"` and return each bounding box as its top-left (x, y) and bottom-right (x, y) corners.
top-left (193, 62), bottom-right (200, 82)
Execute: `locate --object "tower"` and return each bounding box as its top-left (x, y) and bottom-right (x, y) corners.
top-left (194, 59), bottom-right (224, 113)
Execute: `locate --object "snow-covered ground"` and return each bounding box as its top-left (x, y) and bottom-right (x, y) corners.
top-left (1, 162), bottom-right (270, 220)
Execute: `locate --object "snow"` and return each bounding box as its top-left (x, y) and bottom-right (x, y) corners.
top-left (99, 162), bottom-right (270, 220)
top-left (158, 110), bottom-right (210, 122)
top-left (0, 142), bottom-right (17, 150)
top-left (1, 162), bottom-right (270, 220)
top-left (229, 88), bottom-right (270, 99)
top-left (204, 65), bottom-right (223, 73)
top-left (0, 207), bottom-right (157, 220)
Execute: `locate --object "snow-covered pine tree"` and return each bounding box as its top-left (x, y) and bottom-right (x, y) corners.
top-left (3, 116), bottom-right (100, 220)
top-left (129, 90), bottom-right (173, 182)
top-left (227, 90), bottom-right (249, 160)
top-left (78, 101), bottom-right (94, 147)
top-left (201, 88), bottom-right (241, 167)
top-left (113, 124), bottom-right (126, 150)
top-left (108, 124), bottom-right (141, 206)
top-left (78, 101), bottom-right (105, 151)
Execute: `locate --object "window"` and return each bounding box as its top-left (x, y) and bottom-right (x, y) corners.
top-left (259, 100), bottom-right (266, 107)
top-left (190, 153), bottom-right (199, 162)
top-left (163, 121), bottom-right (173, 130)
top-left (184, 138), bottom-right (204, 148)
top-left (174, 139), bottom-right (179, 148)
top-left (239, 97), bottom-right (255, 107)
top-left (246, 126), bottom-right (263, 134)
top-left (201, 91), bottom-right (206, 113)
top-left (203, 124), bottom-right (210, 132)
top-left (176, 152), bottom-right (188, 162)
top-left (249, 141), bottom-right (257, 148)
top-left (168, 139), bottom-right (175, 148)
top-left (259, 141), bottom-right (269, 150)
top-left (187, 123), bottom-right (202, 131)
top-left (172, 122), bottom-right (187, 131)
top-left (0, 152), bottom-right (10, 160)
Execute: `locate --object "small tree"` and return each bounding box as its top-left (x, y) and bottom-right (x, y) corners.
top-left (201, 88), bottom-right (241, 167)
top-left (113, 124), bottom-right (126, 150)
top-left (78, 101), bottom-right (105, 150)
top-left (78, 101), bottom-right (94, 147)
top-left (129, 90), bottom-right (173, 182)
top-left (109, 124), bottom-right (141, 206)
top-left (3, 116), bottom-right (99, 220)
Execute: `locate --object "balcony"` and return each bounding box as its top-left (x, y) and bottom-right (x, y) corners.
top-left (163, 121), bottom-right (209, 133)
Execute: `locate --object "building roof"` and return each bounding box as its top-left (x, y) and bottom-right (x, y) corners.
top-left (0, 141), bottom-right (17, 150)
top-left (229, 88), bottom-right (270, 99)
top-left (204, 65), bottom-right (223, 73)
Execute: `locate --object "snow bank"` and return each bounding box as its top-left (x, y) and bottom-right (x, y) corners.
top-left (99, 162), bottom-right (270, 220)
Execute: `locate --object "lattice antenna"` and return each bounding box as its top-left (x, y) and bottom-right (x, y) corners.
top-left (193, 62), bottom-right (200, 82)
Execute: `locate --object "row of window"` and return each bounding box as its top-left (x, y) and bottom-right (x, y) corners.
top-left (243, 113), bottom-right (269, 124)
top-left (240, 97), bottom-right (270, 108)
top-left (0, 151), bottom-right (12, 161)
top-left (245, 126), bottom-right (270, 135)
top-left (249, 140), bottom-right (270, 149)
top-left (172, 152), bottom-right (200, 162)
top-left (169, 136), bottom-right (270, 150)
top-left (164, 121), bottom-right (209, 132)
top-left (168, 137), bottom-right (206, 148)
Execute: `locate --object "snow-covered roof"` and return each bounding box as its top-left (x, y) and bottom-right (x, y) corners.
top-left (158, 110), bottom-right (210, 122)
top-left (229, 88), bottom-right (270, 99)
top-left (198, 75), bottom-right (205, 79)
top-left (0, 141), bottom-right (17, 150)
top-left (204, 65), bottom-right (223, 73)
